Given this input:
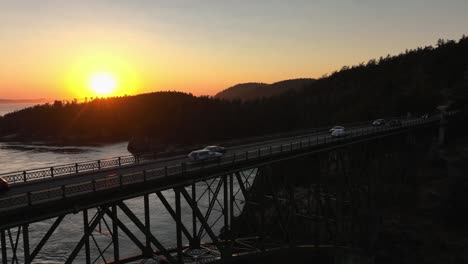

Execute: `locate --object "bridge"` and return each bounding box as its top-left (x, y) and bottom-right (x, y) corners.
top-left (0, 115), bottom-right (446, 263)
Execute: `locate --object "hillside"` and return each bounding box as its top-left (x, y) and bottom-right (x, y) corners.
top-left (214, 83), bottom-right (267, 101)
top-left (215, 78), bottom-right (315, 101)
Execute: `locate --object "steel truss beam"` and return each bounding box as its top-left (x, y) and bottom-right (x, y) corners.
top-left (30, 215), bottom-right (65, 262)
top-left (117, 201), bottom-right (177, 263)
top-left (156, 191), bottom-right (193, 243)
top-left (66, 207), bottom-right (106, 264)
top-left (0, 127), bottom-right (438, 263)
top-left (177, 187), bottom-right (222, 252)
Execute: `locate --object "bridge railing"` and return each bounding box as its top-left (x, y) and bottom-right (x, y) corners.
top-left (150, 119), bottom-right (376, 158)
top-left (0, 118), bottom-right (384, 184)
top-left (0, 116), bottom-right (441, 212)
top-left (0, 153), bottom-right (156, 184)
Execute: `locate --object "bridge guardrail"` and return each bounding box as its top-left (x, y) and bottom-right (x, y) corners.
top-left (0, 153), bottom-right (154, 184)
top-left (0, 119), bottom-right (376, 184)
top-left (0, 116), bottom-right (442, 211)
top-left (149, 119), bottom-right (376, 158)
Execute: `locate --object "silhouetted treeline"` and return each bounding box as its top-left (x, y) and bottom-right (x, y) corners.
top-left (0, 36), bottom-right (467, 150)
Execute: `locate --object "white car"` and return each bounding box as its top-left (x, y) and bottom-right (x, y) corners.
top-left (329, 126), bottom-right (345, 133)
top-left (188, 149), bottom-right (223, 161)
top-left (203, 146), bottom-right (226, 153)
top-left (372, 119), bottom-right (386, 126)
top-left (331, 128), bottom-right (348, 137)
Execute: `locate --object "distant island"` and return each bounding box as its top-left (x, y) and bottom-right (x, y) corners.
top-left (0, 98), bottom-right (48, 104)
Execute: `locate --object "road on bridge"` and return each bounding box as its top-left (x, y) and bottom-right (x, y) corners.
top-left (0, 117), bottom-right (432, 201)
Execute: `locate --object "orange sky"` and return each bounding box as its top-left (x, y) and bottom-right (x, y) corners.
top-left (1, 1), bottom-right (467, 100)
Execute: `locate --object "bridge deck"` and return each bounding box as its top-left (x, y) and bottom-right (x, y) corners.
top-left (0, 117), bottom-right (439, 229)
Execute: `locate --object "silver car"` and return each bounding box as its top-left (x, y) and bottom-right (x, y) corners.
top-left (372, 119), bottom-right (386, 126)
top-left (329, 126), bottom-right (345, 133)
top-left (188, 149), bottom-right (223, 161)
top-left (331, 128), bottom-right (348, 137)
top-left (204, 146), bottom-right (226, 153)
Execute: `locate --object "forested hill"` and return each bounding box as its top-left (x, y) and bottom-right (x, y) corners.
top-left (0, 36), bottom-right (467, 151)
top-left (215, 78), bottom-right (315, 101)
top-left (298, 37), bottom-right (468, 120)
top-left (214, 83), bottom-right (267, 101)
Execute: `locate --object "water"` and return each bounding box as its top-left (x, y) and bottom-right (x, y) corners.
top-left (0, 142), bottom-right (130, 174)
top-left (0, 104), bottom-right (249, 263)
top-left (0, 102), bottom-right (43, 116)
top-left (1, 141), bottom-right (244, 263)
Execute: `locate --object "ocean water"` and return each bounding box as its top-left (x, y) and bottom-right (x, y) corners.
top-left (0, 104), bottom-right (247, 263)
top-left (0, 102), bottom-right (42, 116)
top-left (0, 142), bottom-right (130, 174)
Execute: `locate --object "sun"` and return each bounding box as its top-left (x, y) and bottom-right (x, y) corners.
top-left (89, 72), bottom-right (118, 96)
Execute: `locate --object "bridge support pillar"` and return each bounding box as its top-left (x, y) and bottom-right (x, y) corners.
top-left (438, 111), bottom-right (448, 146)
top-left (143, 194), bottom-right (153, 258)
top-left (83, 210), bottom-right (91, 264)
top-left (190, 183), bottom-right (200, 249)
top-left (189, 237), bottom-right (200, 249)
top-left (1, 230), bottom-right (6, 264)
top-left (222, 174), bottom-right (232, 259)
top-left (23, 224), bottom-right (30, 264)
top-left (112, 205), bottom-right (120, 264)
top-left (175, 189), bottom-right (183, 263)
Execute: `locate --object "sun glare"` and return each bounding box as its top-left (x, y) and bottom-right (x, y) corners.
top-left (89, 73), bottom-right (117, 96)
top-left (65, 52), bottom-right (142, 98)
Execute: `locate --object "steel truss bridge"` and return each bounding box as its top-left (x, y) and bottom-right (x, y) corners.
top-left (0, 116), bottom-right (446, 263)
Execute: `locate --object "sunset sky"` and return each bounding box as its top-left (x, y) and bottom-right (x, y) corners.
top-left (1, 0), bottom-right (467, 100)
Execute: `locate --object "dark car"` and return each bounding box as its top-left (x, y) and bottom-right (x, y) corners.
top-left (388, 119), bottom-right (402, 127)
top-left (0, 178), bottom-right (10, 192)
